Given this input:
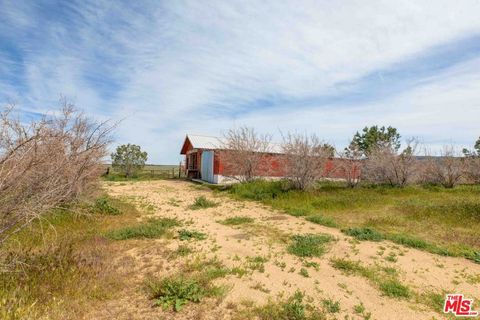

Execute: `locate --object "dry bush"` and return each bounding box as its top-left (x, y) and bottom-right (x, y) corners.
top-left (363, 139), bottom-right (419, 187)
top-left (335, 143), bottom-right (363, 188)
top-left (219, 126), bottom-right (272, 183)
top-left (464, 157), bottom-right (480, 184)
top-left (281, 132), bottom-right (330, 190)
top-left (0, 101), bottom-right (114, 245)
top-left (420, 146), bottom-right (467, 188)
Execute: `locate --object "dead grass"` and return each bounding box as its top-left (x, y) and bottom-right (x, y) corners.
top-left (0, 195), bottom-right (141, 320)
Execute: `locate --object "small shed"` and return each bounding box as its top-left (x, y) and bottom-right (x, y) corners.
top-left (179, 134), bottom-right (360, 184)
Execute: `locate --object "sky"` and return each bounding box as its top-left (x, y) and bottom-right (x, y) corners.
top-left (1, 0), bottom-right (480, 164)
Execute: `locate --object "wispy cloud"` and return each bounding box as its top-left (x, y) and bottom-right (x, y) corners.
top-left (1, 0), bottom-right (480, 162)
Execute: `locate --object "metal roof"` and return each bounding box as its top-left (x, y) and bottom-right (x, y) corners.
top-left (187, 134), bottom-right (224, 149)
top-left (183, 134), bottom-right (283, 154)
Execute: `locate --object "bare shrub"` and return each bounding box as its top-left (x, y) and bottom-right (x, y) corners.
top-left (281, 133), bottom-right (330, 190)
top-left (420, 146), bottom-right (466, 188)
top-left (464, 157), bottom-right (480, 184)
top-left (363, 139), bottom-right (419, 187)
top-left (0, 101), bottom-right (114, 244)
top-left (336, 142), bottom-right (363, 188)
top-left (219, 126), bottom-right (272, 183)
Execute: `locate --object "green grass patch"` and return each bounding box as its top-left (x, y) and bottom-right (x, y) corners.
top-left (305, 214), bottom-right (337, 227)
top-left (378, 279), bottom-right (410, 298)
top-left (189, 196), bottom-right (218, 210)
top-left (330, 258), bottom-right (410, 299)
top-left (288, 234), bottom-right (334, 258)
top-left (106, 218), bottom-right (180, 240)
top-left (178, 229), bottom-right (207, 241)
top-left (93, 196), bottom-right (121, 215)
top-left (342, 227), bottom-right (384, 241)
top-left (219, 216), bottom-right (254, 225)
top-left (224, 180), bottom-right (480, 259)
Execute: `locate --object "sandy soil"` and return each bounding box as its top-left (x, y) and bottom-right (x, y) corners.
top-left (87, 180), bottom-right (480, 320)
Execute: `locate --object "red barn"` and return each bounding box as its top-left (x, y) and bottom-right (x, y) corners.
top-left (180, 134), bottom-right (360, 184)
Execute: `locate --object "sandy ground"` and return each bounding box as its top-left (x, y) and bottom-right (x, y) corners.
top-left (87, 180), bottom-right (480, 320)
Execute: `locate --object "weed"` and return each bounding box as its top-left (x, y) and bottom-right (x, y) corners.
top-left (93, 196), bottom-right (121, 215)
top-left (330, 258), bottom-right (410, 300)
top-left (342, 228), bottom-right (384, 241)
top-left (288, 234), bottom-right (334, 257)
top-left (302, 261), bottom-right (320, 270)
top-left (353, 303), bottom-right (372, 319)
top-left (106, 218), bottom-right (179, 240)
top-left (219, 216), bottom-right (254, 225)
top-left (248, 291), bottom-right (325, 320)
top-left (378, 279), bottom-right (410, 298)
top-left (246, 256), bottom-right (268, 273)
top-left (189, 196), bottom-right (217, 210)
top-left (178, 229), bottom-right (207, 241)
top-left (299, 268), bottom-right (310, 278)
top-left (174, 245), bottom-right (193, 257)
top-left (146, 276), bottom-right (205, 311)
top-left (305, 214), bottom-right (337, 227)
top-left (322, 298), bottom-right (340, 313)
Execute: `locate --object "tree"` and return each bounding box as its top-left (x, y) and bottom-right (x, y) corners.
top-left (363, 138), bottom-right (419, 187)
top-left (420, 145), bottom-right (466, 188)
top-left (462, 136), bottom-right (480, 184)
top-left (352, 125), bottom-right (401, 155)
top-left (0, 102), bottom-right (114, 245)
top-left (281, 132), bottom-right (330, 190)
top-left (336, 142), bottom-right (363, 188)
top-left (111, 144), bottom-right (148, 178)
top-left (219, 126), bottom-right (272, 183)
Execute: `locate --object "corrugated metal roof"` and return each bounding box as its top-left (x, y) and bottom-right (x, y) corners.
top-left (187, 134), bottom-right (224, 149)
top-left (186, 134), bottom-right (283, 154)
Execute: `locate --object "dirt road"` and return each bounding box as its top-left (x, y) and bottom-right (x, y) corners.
top-left (92, 180), bottom-right (480, 319)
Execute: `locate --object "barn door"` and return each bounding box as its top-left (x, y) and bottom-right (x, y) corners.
top-left (200, 151), bottom-right (214, 183)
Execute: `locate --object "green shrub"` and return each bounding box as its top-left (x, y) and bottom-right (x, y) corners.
top-left (178, 229), bottom-right (207, 241)
top-left (288, 234), bottom-right (334, 257)
top-left (342, 227), bottom-right (384, 241)
top-left (219, 216), bottom-right (254, 225)
top-left (322, 298), bottom-right (340, 313)
top-left (146, 277), bottom-right (205, 311)
top-left (106, 218), bottom-right (179, 240)
top-left (93, 197), bottom-right (121, 215)
top-left (305, 215), bottom-right (337, 227)
top-left (189, 196), bottom-right (217, 210)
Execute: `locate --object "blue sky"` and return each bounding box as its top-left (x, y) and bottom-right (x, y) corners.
top-left (1, 0), bottom-right (480, 163)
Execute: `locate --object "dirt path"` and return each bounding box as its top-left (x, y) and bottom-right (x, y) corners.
top-left (91, 180), bottom-right (480, 320)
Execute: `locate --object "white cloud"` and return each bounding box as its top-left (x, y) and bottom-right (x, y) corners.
top-left (1, 0), bottom-right (480, 162)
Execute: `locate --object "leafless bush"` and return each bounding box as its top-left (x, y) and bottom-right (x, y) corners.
top-left (219, 126), bottom-right (272, 183)
top-left (281, 132), bottom-right (330, 190)
top-left (363, 139), bottom-right (419, 187)
top-left (0, 101), bottom-right (114, 245)
top-left (464, 157), bottom-right (480, 184)
top-left (336, 142), bottom-right (363, 188)
top-left (420, 145), bottom-right (466, 188)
